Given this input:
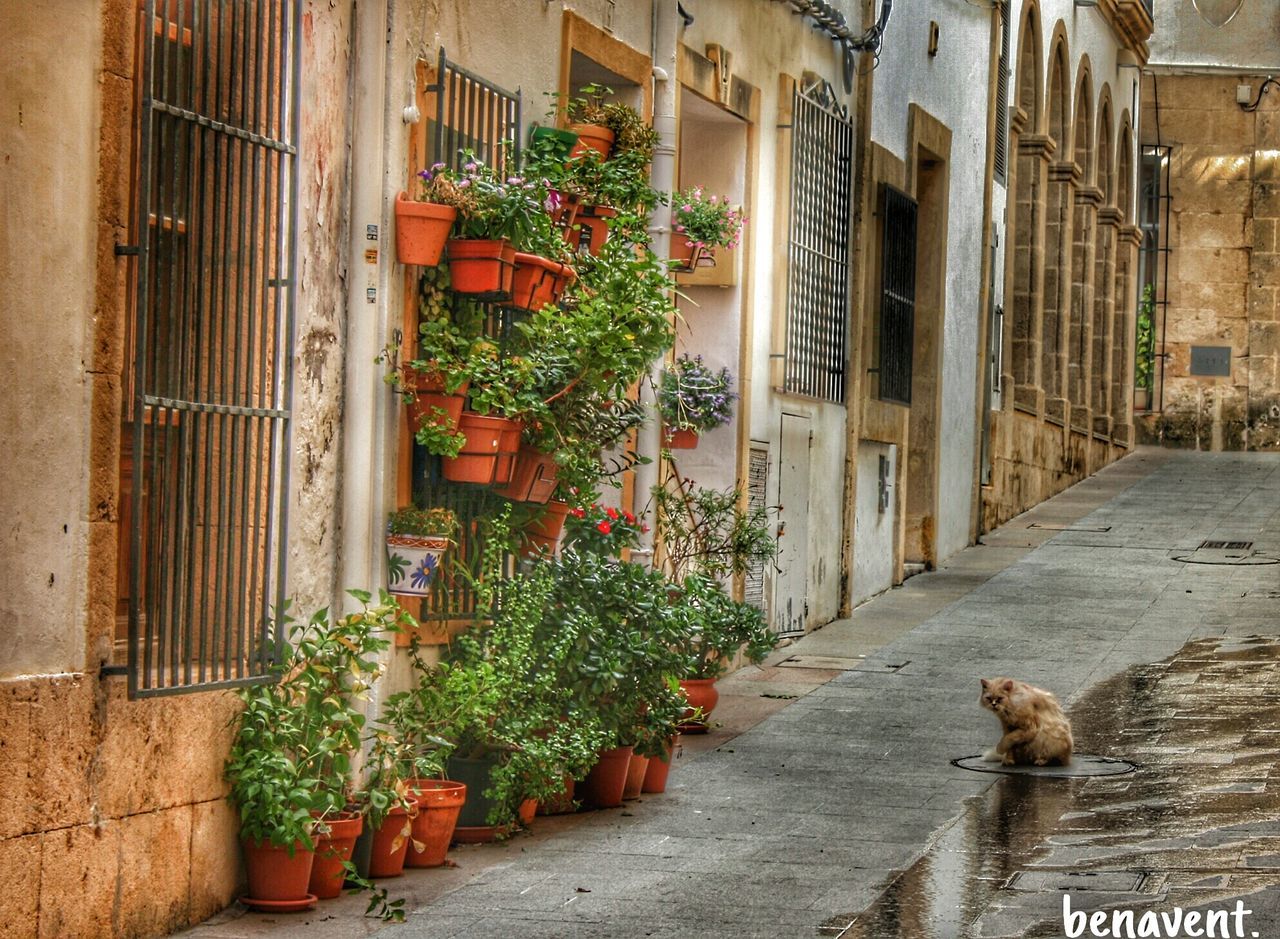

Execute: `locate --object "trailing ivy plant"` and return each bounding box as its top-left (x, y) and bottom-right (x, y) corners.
top-left (1136, 283), bottom-right (1156, 393)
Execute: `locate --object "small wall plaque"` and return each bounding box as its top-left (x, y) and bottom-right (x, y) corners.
top-left (1190, 345), bottom-right (1232, 377)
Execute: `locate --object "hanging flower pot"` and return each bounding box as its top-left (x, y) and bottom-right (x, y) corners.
top-left (580, 745), bottom-right (634, 808)
top-left (641, 736), bottom-right (678, 794)
top-left (663, 426), bottom-right (700, 450)
top-left (678, 677), bottom-right (719, 733)
top-left (565, 205), bottom-right (616, 256)
top-left (405, 779), bottom-right (467, 869)
top-left (491, 419), bottom-right (525, 485)
top-left (308, 813), bottom-right (363, 900)
top-left (447, 238), bottom-right (516, 300)
top-left (509, 253), bottom-right (577, 312)
top-left (241, 838), bottom-right (316, 911)
top-left (442, 412), bottom-right (518, 484)
top-left (405, 371), bottom-right (470, 439)
top-left (386, 532), bottom-right (450, 597)
top-left (623, 752), bottom-right (650, 800)
top-left (394, 192), bottom-right (457, 266)
top-left (493, 445), bottom-right (559, 504)
top-left (522, 499), bottom-right (571, 557)
top-left (367, 799), bottom-right (418, 878)
top-left (668, 235), bottom-right (713, 272)
top-left (569, 123), bottom-right (615, 160)
top-left (548, 189), bottom-right (581, 232)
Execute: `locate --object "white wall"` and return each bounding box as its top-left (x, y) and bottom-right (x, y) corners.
top-left (0, 0), bottom-right (100, 677)
top-left (853, 442), bottom-right (897, 604)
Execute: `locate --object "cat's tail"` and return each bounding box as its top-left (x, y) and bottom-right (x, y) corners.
top-left (980, 748), bottom-right (1002, 762)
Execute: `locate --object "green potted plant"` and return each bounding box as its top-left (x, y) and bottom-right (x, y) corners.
top-left (438, 156), bottom-right (542, 300)
top-left (657, 354), bottom-right (736, 449)
top-left (670, 185), bottom-right (745, 270)
top-left (386, 506), bottom-right (459, 598)
top-left (668, 574), bottom-right (778, 728)
top-left (224, 591), bottom-right (410, 912)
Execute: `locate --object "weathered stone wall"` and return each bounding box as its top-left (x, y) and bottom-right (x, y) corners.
top-left (1137, 74), bottom-right (1280, 451)
top-left (0, 0), bottom-right (357, 935)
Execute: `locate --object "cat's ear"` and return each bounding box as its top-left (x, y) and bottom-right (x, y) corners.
top-left (1001, 679), bottom-right (1015, 692)
top-left (980, 679), bottom-right (989, 689)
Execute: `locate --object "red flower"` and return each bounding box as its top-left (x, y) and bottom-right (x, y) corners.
top-left (597, 520), bottom-right (612, 535)
top-left (570, 508), bottom-right (585, 518)
top-left (641, 524), bottom-right (650, 533)
top-left (622, 511), bottom-right (635, 524)
top-left (605, 507), bottom-right (619, 520)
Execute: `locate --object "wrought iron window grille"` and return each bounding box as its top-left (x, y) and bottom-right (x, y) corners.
top-left (877, 183), bottom-right (918, 406)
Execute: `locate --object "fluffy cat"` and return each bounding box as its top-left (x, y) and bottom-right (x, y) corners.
top-left (979, 677), bottom-right (1073, 766)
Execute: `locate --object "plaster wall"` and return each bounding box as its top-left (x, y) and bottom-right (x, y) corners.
top-left (1147, 0), bottom-right (1280, 72)
top-left (867, 0), bottom-right (994, 565)
top-left (0, 0), bottom-right (97, 679)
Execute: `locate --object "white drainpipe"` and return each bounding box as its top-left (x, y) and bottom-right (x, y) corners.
top-left (635, 0), bottom-right (680, 564)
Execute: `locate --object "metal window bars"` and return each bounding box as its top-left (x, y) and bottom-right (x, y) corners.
top-left (125, 0), bottom-right (300, 697)
top-left (426, 48), bottom-right (521, 174)
top-left (877, 184), bottom-right (918, 406)
top-left (783, 84), bottom-right (855, 403)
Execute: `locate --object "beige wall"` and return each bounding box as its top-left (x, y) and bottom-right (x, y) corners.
top-left (0, 0), bottom-right (98, 679)
top-left (1138, 74), bottom-right (1280, 450)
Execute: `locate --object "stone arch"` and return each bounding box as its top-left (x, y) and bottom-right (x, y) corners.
top-left (1067, 61), bottom-right (1095, 415)
top-left (1092, 91), bottom-right (1116, 429)
top-left (1008, 1), bottom-right (1045, 400)
top-left (1041, 28), bottom-right (1071, 415)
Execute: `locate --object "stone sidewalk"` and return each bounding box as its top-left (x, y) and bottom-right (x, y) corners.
top-left (186, 448), bottom-right (1280, 938)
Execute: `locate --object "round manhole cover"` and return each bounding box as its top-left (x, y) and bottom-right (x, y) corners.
top-left (951, 754), bottom-right (1138, 777)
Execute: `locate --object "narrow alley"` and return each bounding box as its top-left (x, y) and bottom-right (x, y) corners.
top-left (184, 449), bottom-right (1280, 938)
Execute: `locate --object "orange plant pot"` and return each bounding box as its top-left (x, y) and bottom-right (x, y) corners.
top-left (442, 412), bottom-right (518, 484)
top-left (308, 814), bottom-right (362, 900)
top-left (241, 838), bottom-right (315, 905)
top-left (564, 205), bottom-right (616, 257)
top-left (538, 774), bottom-right (576, 815)
top-left (493, 445), bottom-right (559, 503)
top-left (517, 798), bottom-right (537, 826)
top-left (641, 736), bottom-right (678, 794)
top-left (492, 419), bottom-right (525, 486)
top-left (569, 123), bottom-right (615, 160)
top-left (668, 235), bottom-right (713, 272)
top-left (580, 745), bottom-right (634, 808)
top-left (394, 193), bottom-right (456, 266)
top-left (522, 500), bottom-right (571, 557)
top-left (663, 426), bottom-right (700, 449)
top-left (405, 779), bottom-right (467, 869)
top-left (447, 238), bottom-right (516, 300)
top-left (368, 800), bottom-right (417, 878)
top-left (405, 372), bottom-right (469, 438)
top-left (678, 677), bottom-right (719, 732)
top-left (509, 253), bottom-right (576, 312)
top-left (622, 752), bottom-right (650, 800)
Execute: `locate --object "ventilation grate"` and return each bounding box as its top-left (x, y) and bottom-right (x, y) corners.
top-left (1199, 540), bottom-right (1253, 551)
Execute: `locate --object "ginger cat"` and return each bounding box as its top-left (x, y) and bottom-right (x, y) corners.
top-left (979, 677), bottom-right (1073, 766)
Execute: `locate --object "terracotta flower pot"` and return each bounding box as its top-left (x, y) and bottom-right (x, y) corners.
top-left (493, 445), bottom-right (559, 504)
top-left (668, 233), bottom-right (713, 271)
top-left (394, 193), bottom-right (456, 266)
top-left (569, 122), bottom-right (615, 160)
top-left (580, 745), bottom-right (634, 808)
top-left (405, 779), bottom-right (467, 869)
top-left (241, 838), bottom-right (316, 908)
top-left (641, 736), bottom-right (678, 794)
top-left (492, 419), bottom-right (525, 486)
top-left (679, 677), bottom-right (719, 732)
top-left (447, 238), bottom-right (516, 300)
top-left (442, 412), bottom-right (519, 484)
top-left (308, 813), bottom-right (363, 900)
top-left (623, 752), bottom-right (650, 800)
top-left (509, 252), bottom-right (576, 312)
top-left (405, 372), bottom-right (469, 438)
top-left (367, 800), bottom-right (417, 878)
top-left (663, 426), bottom-right (700, 449)
top-left (522, 499), bottom-right (571, 557)
top-left (386, 533), bottom-right (449, 597)
top-left (537, 774), bottom-right (576, 815)
top-left (565, 205), bottom-right (616, 256)
top-left (549, 189), bottom-right (581, 230)
top-left (517, 798), bottom-right (537, 826)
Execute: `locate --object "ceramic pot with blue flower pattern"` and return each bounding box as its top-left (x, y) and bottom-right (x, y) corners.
top-left (386, 534), bottom-right (450, 597)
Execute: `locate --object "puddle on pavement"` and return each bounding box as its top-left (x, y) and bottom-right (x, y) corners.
top-left (823, 636), bottom-right (1280, 938)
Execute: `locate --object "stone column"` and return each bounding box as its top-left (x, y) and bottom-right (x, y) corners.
top-left (1070, 184), bottom-right (1102, 432)
top-left (1012, 129), bottom-right (1056, 415)
top-left (1094, 205), bottom-right (1123, 438)
top-left (1112, 223), bottom-right (1143, 446)
top-left (1043, 159), bottom-right (1080, 424)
